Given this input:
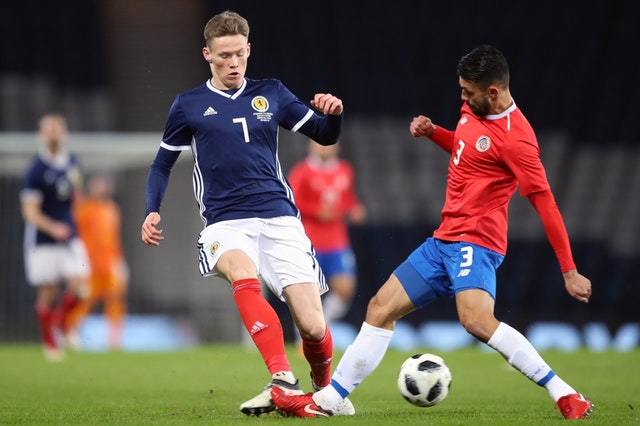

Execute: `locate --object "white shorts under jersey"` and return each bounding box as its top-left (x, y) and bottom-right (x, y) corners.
top-left (24, 238), bottom-right (90, 286)
top-left (197, 216), bottom-right (328, 300)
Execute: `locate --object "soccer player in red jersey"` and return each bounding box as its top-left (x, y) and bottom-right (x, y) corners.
top-left (289, 140), bottom-right (366, 324)
top-left (272, 45), bottom-right (593, 419)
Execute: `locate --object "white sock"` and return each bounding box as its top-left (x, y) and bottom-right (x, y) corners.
top-left (313, 322), bottom-right (393, 411)
top-left (544, 375), bottom-right (578, 402)
top-left (487, 322), bottom-right (576, 401)
top-left (323, 293), bottom-right (349, 322)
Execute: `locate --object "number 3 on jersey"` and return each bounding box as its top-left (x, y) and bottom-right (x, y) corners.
top-left (453, 140), bottom-right (465, 165)
top-left (232, 117), bottom-right (250, 143)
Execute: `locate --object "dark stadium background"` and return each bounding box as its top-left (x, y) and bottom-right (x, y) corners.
top-left (0, 0), bottom-right (638, 345)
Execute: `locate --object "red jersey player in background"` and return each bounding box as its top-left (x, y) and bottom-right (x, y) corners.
top-left (273, 45), bottom-right (593, 419)
top-left (289, 140), bottom-right (366, 324)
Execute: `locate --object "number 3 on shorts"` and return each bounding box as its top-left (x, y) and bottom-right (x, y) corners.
top-left (458, 246), bottom-right (473, 277)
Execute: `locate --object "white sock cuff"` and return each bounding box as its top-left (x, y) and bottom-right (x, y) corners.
top-left (487, 321), bottom-right (508, 349)
top-left (361, 321), bottom-right (394, 338)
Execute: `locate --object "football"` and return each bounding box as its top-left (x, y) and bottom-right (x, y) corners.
top-left (397, 353), bottom-right (452, 407)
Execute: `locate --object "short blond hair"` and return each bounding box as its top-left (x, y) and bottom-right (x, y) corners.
top-left (203, 10), bottom-right (249, 46)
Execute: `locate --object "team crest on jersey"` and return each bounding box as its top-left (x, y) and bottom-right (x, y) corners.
top-left (251, 96), bottom-right (269, 112)
top-left (209, 241), bottom-right (220, 256)
top-left (459, 117), bottom-right (468, 125)
top-left (475, 135), bottom-right (491, 152)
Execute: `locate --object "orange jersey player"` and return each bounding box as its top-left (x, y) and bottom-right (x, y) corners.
top-left (68, 174), bottom-right (127, 349)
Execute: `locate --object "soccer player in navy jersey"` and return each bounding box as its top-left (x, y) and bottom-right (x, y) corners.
top-left (140, 11), bottom-right (353, 416)
top-left (272, 46), bottom-right (593, 419)
top-left (20, 114), bottom-right (90, 361)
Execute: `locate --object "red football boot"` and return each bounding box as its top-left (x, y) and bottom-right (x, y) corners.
top-left (557, 393), bottom-right (593, 419)
top-left (271, 386), bottom-right (332, 417)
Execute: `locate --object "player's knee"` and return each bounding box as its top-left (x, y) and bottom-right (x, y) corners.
top-left (365, 294), bottom-right (395, 328)
top-left (458, 312), bottom-right (494, 342)
top-left (298, 319), bottom-right (327, 340)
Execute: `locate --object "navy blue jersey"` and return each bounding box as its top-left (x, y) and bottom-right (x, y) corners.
top-left (152, 78), bottom-right (341, 225)
top-left (21, 152), bottom-right (80, 245)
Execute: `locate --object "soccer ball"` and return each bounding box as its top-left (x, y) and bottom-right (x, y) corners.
top-left (397, 353), bottom-right (452, 407)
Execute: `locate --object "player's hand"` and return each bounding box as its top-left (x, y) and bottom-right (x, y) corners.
top-left (349, 204), bottom-right (367, 225)
top-left (49, 221), bottom-right (72, 241)
top-left (563, 269), bottom-right (592, 303)
top-left (141, 212), bottom-right (164, 247)
top-left (410, 115), bottom-right (436, 138)
top-left (311, 93), bottom-right (343, 115)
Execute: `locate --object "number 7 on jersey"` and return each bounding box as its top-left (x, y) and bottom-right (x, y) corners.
top-left (232, 117), bottom-right (250, 143)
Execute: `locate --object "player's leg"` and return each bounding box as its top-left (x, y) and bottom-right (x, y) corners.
top-left (26, 245), bottom-right (64, 360)
top-left (456, 289), bottom-right (591, 418)
top-left (56, 238), bottom-right (90, 348)
top-left (322, 249), bottom-right (357, 323)
top-left (64, 275), bottom-right (100, 347)
top-left (56, 275), bottom-right (88, 350)
top-left (283, 282), bottom-right (332, 388)
top-left (449, 242), bottom-right (591, 419)
top-left (217, 248), bottom-right (303, 416)
top-left (35, 283), bottom-right (61, 360)
top-left (217, 249), bottom-right (293, 378)
top-left (324, 274), bottom-right (355, 320)
top-left (198, 220), bottom-right (301, 416)
top-left (104, 274), bottom-right (126, 350)
top-left (259, 217), bottom-right (338, 389)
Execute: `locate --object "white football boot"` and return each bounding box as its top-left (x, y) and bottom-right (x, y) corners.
top-left (240, 372), bottom-right (304, 416)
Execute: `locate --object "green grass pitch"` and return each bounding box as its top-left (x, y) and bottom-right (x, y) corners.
top-left (0, 345), bottom-right (638, 425)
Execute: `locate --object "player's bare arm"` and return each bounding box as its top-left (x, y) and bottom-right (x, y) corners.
top-left (21, 198), bottom-right (71, 241)
top-left (310, 93), bottom-right (343, 115)
top-left (562, 269), bottom-right (592, 304)
top-left (409, 115), bottom-right (436, 138)
top-left (141, 212), bottom-right (164, 247)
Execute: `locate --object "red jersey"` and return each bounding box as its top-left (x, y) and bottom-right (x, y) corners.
top-left (433, 102), bottom-right (550, 255)
top-left (288, 156), bottom-right (361, 251)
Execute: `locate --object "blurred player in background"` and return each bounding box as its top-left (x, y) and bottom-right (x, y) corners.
top-left (289, 139), bottom-right (366, 324)
top-left (140, 10), bottom-right (353, 416)
top-left (20, 114), bottom-right (89, 361)
top-left (273, 45), bottom-right (593, 419)
top-left (67, 174), bottom-right (128, 350)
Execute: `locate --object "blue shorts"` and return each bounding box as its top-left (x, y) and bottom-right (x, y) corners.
top-left (316, 248), bottom-right (356, 280)
top-left (394, 238), bottom-right (504, 309)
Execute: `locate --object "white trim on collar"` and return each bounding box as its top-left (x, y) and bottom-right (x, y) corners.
top-left (206, 78), bottom-right (247, 100)
top-left (485, 100), bottom-right (517, 120)
top-left (38, 149), bottom-right (70, 169)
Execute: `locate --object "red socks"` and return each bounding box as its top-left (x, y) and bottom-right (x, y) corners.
top-left (302, 327), bottom-right (333, 388)
top-left (35, 303), bottom-right (56, 349)
top-left (54, 292), bottom-right (79, 332)
top-left (232, 278), bottom-right (290, 374)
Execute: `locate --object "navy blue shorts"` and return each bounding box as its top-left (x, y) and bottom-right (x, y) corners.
top-left (394, 238), bottom-right (504, 309)
top-left (316, 248), bottom-right (356, 281)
